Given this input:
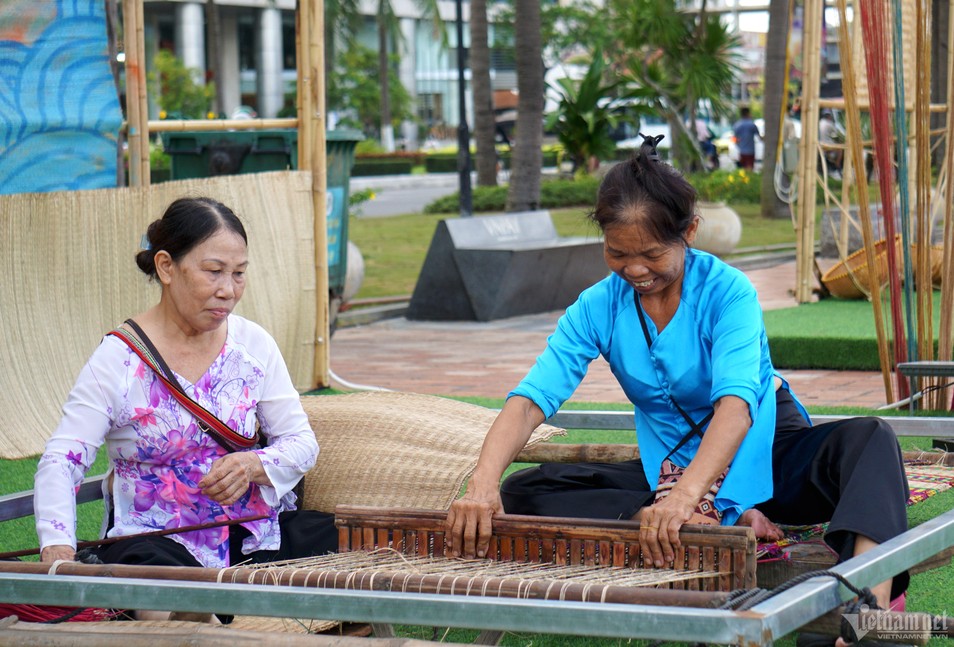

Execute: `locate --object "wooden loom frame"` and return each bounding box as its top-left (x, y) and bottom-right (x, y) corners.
top-left (335, 505), bottom-right (757, 593)
top-left (1, 510), bottom-right (953, 645)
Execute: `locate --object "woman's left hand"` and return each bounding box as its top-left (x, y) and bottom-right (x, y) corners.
top-left (199, 452), bottom-right (266, 506)
top-left (637, 490), bottom-right (696, 568)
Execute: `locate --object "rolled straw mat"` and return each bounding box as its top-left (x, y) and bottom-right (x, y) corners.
top-left (300, 392), bottom-right (566, 513)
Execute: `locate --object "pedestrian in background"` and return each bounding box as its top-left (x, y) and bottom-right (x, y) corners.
top-left (732, 107), bottom-right (761, 171)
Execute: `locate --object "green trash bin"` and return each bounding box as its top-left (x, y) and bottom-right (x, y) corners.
top-left (160, 128), bottom-right (363, 304)
top-left (161, 129), bottom-right (298, 178)
top-left (324, 129), bottom-right (363, 304)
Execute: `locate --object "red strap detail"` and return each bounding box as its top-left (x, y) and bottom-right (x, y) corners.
top-left (107, 330), bottom-right (259, 451)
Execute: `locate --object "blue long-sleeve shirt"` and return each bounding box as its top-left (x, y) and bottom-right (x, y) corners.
top-left (509, 248), bottom-right (810, 525)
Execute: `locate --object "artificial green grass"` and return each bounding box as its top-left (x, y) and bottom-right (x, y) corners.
top-left (764, 291), bottom-right (952, 370)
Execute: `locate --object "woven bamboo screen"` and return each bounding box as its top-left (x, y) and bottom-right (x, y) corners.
top-left (0, 171), bottom-right (316, 459)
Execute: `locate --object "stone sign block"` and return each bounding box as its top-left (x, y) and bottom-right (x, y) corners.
top-left (407, 211), bottom-right (607, 321)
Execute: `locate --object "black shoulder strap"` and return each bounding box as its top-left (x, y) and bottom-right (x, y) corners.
top-left (633, 297), bottom-right (714, 461)
top-left (123, 319), bottom-right (186, 395)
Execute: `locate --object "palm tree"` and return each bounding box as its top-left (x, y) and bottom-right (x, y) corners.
top-left (470, 0), bottom-right (497, 187)
top-left (505, 0), bottom-right (544, 212)
top-left (324, 0), bottom-right (363, 87)
top-left (760, 0), bottom-right (793, 219)
top-left (375, 0), bottom-right (443, 152)
top-left (548, 52), bottom-right (634, 173)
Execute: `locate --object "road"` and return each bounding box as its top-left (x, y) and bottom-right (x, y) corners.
top-left (350, 174), bottom-right (464, 218)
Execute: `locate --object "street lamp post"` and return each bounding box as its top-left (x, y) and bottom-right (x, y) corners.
top-left (455, 0), bottom-right (473, 217)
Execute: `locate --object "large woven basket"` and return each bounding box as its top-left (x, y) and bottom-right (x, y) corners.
top-left (299, 392), bottom-right (565, 513)
top-left (821, 236), bottom-right (902, 299)
top-left (821, 238), bottom-right (944, 299)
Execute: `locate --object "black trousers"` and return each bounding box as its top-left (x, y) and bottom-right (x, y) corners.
top-left (501, 390), bottom-right (910, 596)
top-left (92, 509), bottom-right (338, 568)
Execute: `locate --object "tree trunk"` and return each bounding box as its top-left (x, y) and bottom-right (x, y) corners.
top-left (205, 0), bottom-right (223, 117)
top-left (505, 0), bottom-right (543, 212)
top-left (378, 9), bottom-right (395, 152)
top-left (470, 0), bottom-right (497, 187)
top-left (759, 0), bottom-right (792, 219)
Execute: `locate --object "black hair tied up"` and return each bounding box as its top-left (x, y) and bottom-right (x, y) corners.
top-left (135, 196), bottom-right (247, 279)
top-left (587, 133), bottom-right (698, 244)
top-left (636, 133), bottom-right (665, 165)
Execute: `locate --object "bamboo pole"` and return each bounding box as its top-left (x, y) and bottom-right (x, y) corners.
top-left (794, 0), bottom-right (823, 303)
top-left (310, 0), bottom-right (330, 389)
top-left (939, 0), bottom-right (954, 409)
top-left (515, 442), bottom-right (954, 467)
top-left (835, 0), bottom-right (894, 403)
top-left (914, 0), bottom-right (933, 392)
top-left (147, 118), bottom-right (298, 132)
top-left (0, 620), bottom-right (418, 647)
top-left (122, 0), bottom-right (148, 187)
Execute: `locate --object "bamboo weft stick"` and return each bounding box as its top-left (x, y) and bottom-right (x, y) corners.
top-left (516, 443), bottom-right (954, 467)
top-left (0, 515), bottom-right (269, 560)
top-left (0, 560), bottom-right (728, 609)
top-left (0, 620), bottom-right (405, 647)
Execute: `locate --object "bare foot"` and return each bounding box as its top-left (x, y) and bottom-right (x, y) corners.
top-left (738, 509), bottom-right (784, 541)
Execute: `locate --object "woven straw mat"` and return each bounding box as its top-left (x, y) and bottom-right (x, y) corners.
top-left (300, 392), bottom-right (566, 513)
top-left (0, 172), bottom-right (316, 459)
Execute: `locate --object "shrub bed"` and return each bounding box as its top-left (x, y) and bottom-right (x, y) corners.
top-left (352, 159), bottom-right (415, 176)
top-left (424, 175), bottom-right (600, 214)
top-left (425, 150), bottom-right (560, 174)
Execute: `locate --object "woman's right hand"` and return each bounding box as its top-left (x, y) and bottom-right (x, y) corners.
top-left (40, 545), bottom-right (76, 563)
top-left (445, 486), bottom-right (503, 559)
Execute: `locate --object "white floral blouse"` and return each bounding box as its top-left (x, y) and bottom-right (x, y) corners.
top-left (34, 315), bottom-right (318, 568)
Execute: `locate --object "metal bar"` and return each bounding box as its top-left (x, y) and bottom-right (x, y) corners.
top-left (898, 361), bottom-right (954, 378)
top-left (0, 475), bottom-right (105, 523)
top-left (2, 504), bottom-right (951, 644)
top-left (0, 572), bottom-right (765, 644)
top-left (755, 508), bottom-right (954, 641)
top-left (547, 410), bottom-right (954, 437)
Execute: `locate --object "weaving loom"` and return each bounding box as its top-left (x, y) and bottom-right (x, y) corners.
top-left (330, 505), bottom-right (757, 594)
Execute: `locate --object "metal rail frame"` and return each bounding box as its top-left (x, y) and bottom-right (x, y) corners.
top-left (1, 510), bottom-right (953, 645)
top-left (3, 409), bottom-right (953, 644)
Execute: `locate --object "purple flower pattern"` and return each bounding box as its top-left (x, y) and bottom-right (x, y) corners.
top-left (35, 317), bottom-right (317, 569)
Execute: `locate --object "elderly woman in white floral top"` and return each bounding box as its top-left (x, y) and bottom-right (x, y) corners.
top-left (34, 197), bottom-right (334, 618)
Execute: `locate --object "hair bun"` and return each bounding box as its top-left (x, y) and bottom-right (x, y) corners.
top-left (638, 133), bottom-right (665, 162)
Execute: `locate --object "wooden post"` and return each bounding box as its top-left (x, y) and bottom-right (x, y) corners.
top-left (794, 0), bottom-right (823, 303)
top-left (297, 0), bottom-right (329, 389)
top-left (122, 0), bottom-right (149, 187)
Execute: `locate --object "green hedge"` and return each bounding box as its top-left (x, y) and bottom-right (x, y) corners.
top-left (425, 151), bottom-right (560, 174)
top-left (764, 293), bottom-right (952, 370)
top-left (351, 159), bottom-right (415, 176)
top-left (424, 175), bottom-right (600, 214)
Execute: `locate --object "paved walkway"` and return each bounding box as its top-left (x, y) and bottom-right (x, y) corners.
top-left (329, 261), bottom-right (892, 410)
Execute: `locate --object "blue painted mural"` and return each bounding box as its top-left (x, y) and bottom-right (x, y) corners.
top-left (0, 0), bottom-right (123, 194)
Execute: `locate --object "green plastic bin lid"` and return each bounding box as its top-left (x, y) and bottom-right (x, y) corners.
top-left (327, 129), bottom-right (364, 142)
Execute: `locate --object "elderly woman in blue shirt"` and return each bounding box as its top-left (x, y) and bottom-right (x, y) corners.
top-left (445, 135), bottom-right (909, 613)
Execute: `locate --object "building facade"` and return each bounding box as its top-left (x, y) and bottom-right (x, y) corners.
top-left (142, 0), bottom-right (516, 148)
